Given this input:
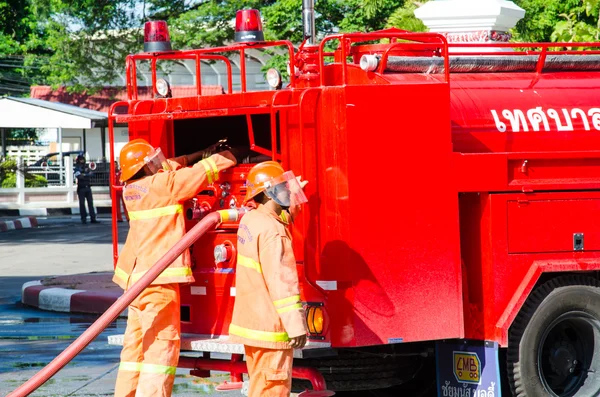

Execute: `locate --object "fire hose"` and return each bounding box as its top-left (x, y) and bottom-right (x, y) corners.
top-left (7, 208), bottom-right (246, 397)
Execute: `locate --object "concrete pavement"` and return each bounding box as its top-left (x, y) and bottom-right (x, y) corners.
top-left (0, 213), bottom-right (125, 314)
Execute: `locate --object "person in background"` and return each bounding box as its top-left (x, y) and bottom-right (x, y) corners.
top-left (74, 154), bottom-right (98, 224)
top-left (229, 161), bottom-right (309, 397)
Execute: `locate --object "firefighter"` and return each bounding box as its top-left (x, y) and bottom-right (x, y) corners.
top-left (113, 138), bottom-right (244, 397)
top-left (229, 161), bottom-right (309, 397)
top-left (74, 154), bottom-right (98, 224)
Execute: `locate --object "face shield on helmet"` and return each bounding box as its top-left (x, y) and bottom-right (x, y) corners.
top-left (144, 147), bottom-right (172, 174)
top-left (264, 171), bottom-right (308, 208)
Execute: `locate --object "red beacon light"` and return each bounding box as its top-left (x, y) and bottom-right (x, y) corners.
top-left (235, 9), bottom-right (264, 43)
top-left (144, 20), bottom-right (172, 52)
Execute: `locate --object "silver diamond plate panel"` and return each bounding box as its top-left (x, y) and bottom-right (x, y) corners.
top-left (108, 333), bottom-right (330, 359)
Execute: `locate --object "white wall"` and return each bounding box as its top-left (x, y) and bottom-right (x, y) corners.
top-left (45, 127), bottom-right (130, 163)
top-left (108, 127), bottom-right (130, 163)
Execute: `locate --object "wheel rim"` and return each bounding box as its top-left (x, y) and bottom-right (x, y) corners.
top-left (537, 311), bottom-right (600, 396)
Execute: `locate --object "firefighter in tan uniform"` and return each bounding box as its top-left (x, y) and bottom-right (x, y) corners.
top-left (229, 161), bottom-right (309, 397)
top-left (113, 138), bottom-right (241, 397)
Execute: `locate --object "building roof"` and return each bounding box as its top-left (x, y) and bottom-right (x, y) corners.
top-left (30, 85), bottom-right (225, 113)
top-left (0, 96), bottom-right (107, 129)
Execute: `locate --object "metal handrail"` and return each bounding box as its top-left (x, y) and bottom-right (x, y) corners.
top-left (126, 40), bottom-right (295, 99)
top-left (317, 31), bottom-right (450, 86)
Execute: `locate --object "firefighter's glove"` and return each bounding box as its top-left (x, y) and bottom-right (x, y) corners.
top-left (289, 334), bottom-right (307, 349)
top-left (296, 176), bottom-right (308, 190)
top-left (228, 147), bottom-right (250, 164)
top-left (201, 138), bottom-right (230, 159)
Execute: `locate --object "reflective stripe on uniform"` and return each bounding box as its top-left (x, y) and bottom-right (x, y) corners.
top-left (199, 159), bottom-right (213, 184)
top-left (280, 211), bottom-right (288, 224)
top-left (114, 266), bottom-right (129, 284)
top-left (130, 267), bottom-right (192, 284)
top-left (276, 303), bottom-right (303, 314)
top-left (119, 361), bottom-right (142, 372)
top-left (118, 361), bottom-right (176, 376)
top-left (140, 363), bottom-right (177, 375)
top-left (200, 159), bottom-right (218, 184)
top-left (114, 266), bottom-right (192, 284)
top-left (229, 324), bottom-right (289, 342)
top-left (128, 204), bottom-right (183, 221)
top-left (273, 295), bottom-right (300, 308)
top-left (205, 157), bottom-right (219, 182)
top-left (237, 254), bottom-right (262, 273)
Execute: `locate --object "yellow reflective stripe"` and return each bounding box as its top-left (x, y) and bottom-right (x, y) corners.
top-left (277, 303), bottom-right (303, 314)
top-left (129, 204), bottom-right (183, 221)
top-left (119, 361), bottom-right (142, 372)
top-left (114, 267), bottom-right (129, 283)
top-left (200, 159), bottom-right (214, 184)
top-left (205, 157), bottom-right (219, 182)
top-left (229, 324), bottom-right (289, 342)
top-left (130, 267), bottom-right (193, 283)
top-left (280, 211), bottom-right (288, 224)
top-left (273, 295), bottom-right (301, 308)
top-left (237, 254), bottom-right (262, 273)
top-left (140, 363), bottom-right (177, 376)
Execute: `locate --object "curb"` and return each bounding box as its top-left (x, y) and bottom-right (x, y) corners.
top-left (0, 207), bottom-right (112, 217)
top-left (21, 278), bottom-right (126, 316)
top-left (0, 216), bottom-right (38, 232)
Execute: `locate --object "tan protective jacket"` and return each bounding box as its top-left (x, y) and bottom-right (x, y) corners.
top-left (229, 204), bottom-right (308, 349)
top-left (113, 152), bottom-right (236, 290)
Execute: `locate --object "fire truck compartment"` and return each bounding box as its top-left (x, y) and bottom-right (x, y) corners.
top-left (172, 113), bottom-right (279, 155)
top-left (507, 198), bottom-right (600, 253)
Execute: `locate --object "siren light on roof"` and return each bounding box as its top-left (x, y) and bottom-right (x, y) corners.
top-left (144, 20), bottom-right (172, 52)
top-left (235, 9), bottom-right (265, 43)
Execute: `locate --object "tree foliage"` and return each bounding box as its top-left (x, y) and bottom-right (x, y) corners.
top-left (512, 0), bottom-right (600, 42)
top-left (0, 0), bottom-right (46, 95)
top-left (10, 0), bottom-right (419, 91)
top-left (0, 158), bottom-right (47, 188)
top-left (3, 0), bottom-right (600, 93)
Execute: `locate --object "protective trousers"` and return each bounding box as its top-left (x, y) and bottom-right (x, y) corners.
top-left (244, 345), bottom-right (293, 397)
top-left (114, 283), bottom-right (180, 397)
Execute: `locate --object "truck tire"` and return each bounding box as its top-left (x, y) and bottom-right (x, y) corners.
top-left (507, 275), bottom-right (600, 397)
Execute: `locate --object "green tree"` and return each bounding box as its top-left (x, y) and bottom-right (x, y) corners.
top-left (12, 0), bottom-right (430, 92)
top-left (386, 1), bottom-right (427, 32)
top-left (0, 0), bottom-right (46, 95)
top-left (549, 0), bottom-right (600, 44)
top-left (0, 158), bottom-right (47, 188)
top-left (512, 0), bottom-right (600, 42)
top-left (170, 1), bottom-right (269, 50)
top-left (26, 0), bottom-right (142, 93)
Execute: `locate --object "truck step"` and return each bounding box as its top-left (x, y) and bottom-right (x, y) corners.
top-left (108, 333), bottom-right (331, 359)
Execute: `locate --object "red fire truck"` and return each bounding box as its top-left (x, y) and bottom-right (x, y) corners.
top-left (105, 3), bottom-right (600, 397)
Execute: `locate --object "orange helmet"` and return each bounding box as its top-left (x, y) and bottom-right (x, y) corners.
top-left (244, 161), bottom-right (285, 202)
top-left (119, 139), bottom-right (155, 182)
top-left (244, 161), bottom-right (308, 208)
